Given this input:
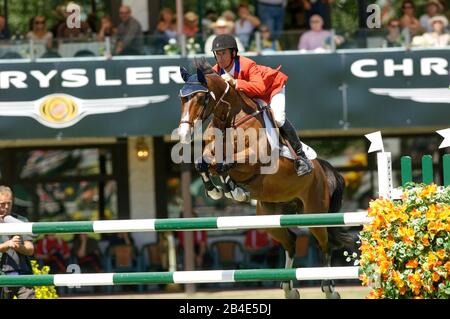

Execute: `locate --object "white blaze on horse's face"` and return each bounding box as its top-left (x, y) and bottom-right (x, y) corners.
top-left (179, 98), bottom-right (192, 144)
top-left (179, 91), bottom-right (209, 144)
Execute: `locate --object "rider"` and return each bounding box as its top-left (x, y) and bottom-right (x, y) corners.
top-left (211, 34), bottom-right (313, 176)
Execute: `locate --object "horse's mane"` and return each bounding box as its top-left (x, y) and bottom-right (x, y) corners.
top-left (193, 57), bottom-right (215, 75)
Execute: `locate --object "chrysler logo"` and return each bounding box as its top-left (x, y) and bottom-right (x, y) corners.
top-left (0, 93), bottom-right (169, 128)
top-left (40, 95), bottom-right (78, 125)
top-left (370, 88), bottom-right (450, 103)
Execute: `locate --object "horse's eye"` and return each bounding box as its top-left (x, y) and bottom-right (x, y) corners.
top-left (197, 95), bottom-right (206, 105)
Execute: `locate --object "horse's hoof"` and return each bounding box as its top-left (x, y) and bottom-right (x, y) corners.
top-left (284, 289), bottom-right (300, 299)
top-left (224, 191), bottom-right (233, 199)
top-left (325, 291), bottom-right (341, 299)
top-left (207, 186), bottom-right (223, 200)
top-left (231, 187), bottom-right (249, 202)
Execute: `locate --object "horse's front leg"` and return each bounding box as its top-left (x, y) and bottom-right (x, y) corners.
top-left (195, 158), bottom-right (223, 200)
top-left (216, 162), bottom-right (249, 202)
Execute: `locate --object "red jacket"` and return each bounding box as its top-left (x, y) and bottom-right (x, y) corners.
top-left (213, 55), bottom-right (288, 104)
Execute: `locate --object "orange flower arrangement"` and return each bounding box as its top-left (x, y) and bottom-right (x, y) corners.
top-left (359, 184), bottom-right (450, 299)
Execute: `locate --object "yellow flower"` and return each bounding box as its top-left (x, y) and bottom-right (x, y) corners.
top-left (444, 261), bottom-right (450, 272)
top-left (420, 184), bottom-right (437, 198)
top-left (407, 271), bottom-right (422, 295)
top-left (398, 227), bottom-right (415, 243)
top-left (421, 234), bottom-right (430, 246)
top-left (392, 271), bottom-right (404, 288)
top-left (379, 260), bottom-right (390, 274)
top-left (431, 272), bottom-right (440, 282)
top-left (366, 288), bottom-right (383, 299)
top-left (406, 259), bottom-right (418, 269)
top-left (436, 249), bottom-right (446, 260)
top-left (410, 209), bottom-right (421, 218)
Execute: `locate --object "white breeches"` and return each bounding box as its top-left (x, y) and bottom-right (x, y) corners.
top-left (271, 86), bottom-right (286, 127)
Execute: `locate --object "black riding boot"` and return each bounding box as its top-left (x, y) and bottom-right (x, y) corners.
top-left (280, 119), bottom-right (313, 176)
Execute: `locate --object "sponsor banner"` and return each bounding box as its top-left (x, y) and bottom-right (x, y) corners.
top-left (0, 49), bottom-right (448, 139)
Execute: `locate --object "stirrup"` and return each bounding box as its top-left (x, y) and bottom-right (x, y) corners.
top-left (295, 156), bottom-right (313, 176)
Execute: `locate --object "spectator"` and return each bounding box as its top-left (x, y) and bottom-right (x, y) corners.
top-left (178, 230), bottom-right (210, 269)
top-left (244, 229), bottom-right (279, 267)
top-left (105, 233), bottom-right (137, 271)
top-left (412, 15), bottom-right (449, 47)
top-left (256, 0), bottom-right (286, 39)
top-left (71, 234), bottom-right (103, 273)
top-left (298, 14), bottom-right (343, 51)
top-left (115, 5), bottom-right (143, 55)
top-left (154, 8), bottom-right (177, 54)
top-left (156, 8), bottom-right (177, 41)
top-left (377, 0), bottom-right (396, 26)
top-left (400, 0), bottom-right (423, 37)
top-left (27, 16), bottom-right (53, 49)
top-left (202, 10), bottom-right (218, 34)
top-left (96, 15), bottom-right (117, 42)
top-left (106, 232), bottom-right (135, 247)
top-left (87, 12), bottom-right (98, 34)
top-left (384, 18), bottom-right (403, 47)
top-left (303, 0), bottom-right (333, 30)
top-left (50, 5), bottom-right (66, 38)
top-left (183, 11), bottom-right (200, 39)
top-left (204, 17), bottom-right (245, 54)
top-left (249, 24), bottom-right (282, 52)
top-left (236, 3), bottom-right (261, 49)
top-left (35, 234), bottom-right (70, 274)
top-left (222, 10), bottom-right (237, 25)
top-left (0, 186), bottom-right (35, 299)
top-left (0, 15), bottom-right (10, 40)
top-left (420, 0), bottom-right (444, 32)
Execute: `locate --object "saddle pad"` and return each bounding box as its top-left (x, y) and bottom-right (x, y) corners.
top-left (257, 100), bottom-right (317, 160)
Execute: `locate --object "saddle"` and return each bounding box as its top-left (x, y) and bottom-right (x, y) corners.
top-left (253, 99), bottom-right (317, 161)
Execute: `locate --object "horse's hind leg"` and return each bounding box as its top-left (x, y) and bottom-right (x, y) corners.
top-left (301, 177), bottom-right (341, 299)
top-left (257, 201), bottom-right (299, 299)
top-left (308, 227), bottom-right (340, 299)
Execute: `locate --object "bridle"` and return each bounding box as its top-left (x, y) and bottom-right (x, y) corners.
top-left (179, 80), bottom-right (231, 127)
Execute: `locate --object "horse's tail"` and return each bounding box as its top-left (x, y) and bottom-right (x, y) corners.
top-left (317, 159), bottom-right (356, 250)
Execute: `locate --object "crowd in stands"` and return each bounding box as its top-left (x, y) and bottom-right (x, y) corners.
top-left (0, 0), bottom-right (448, 58)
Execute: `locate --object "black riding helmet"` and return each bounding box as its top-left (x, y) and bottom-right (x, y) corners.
top-left (211, 34), bottom-right (239, 52)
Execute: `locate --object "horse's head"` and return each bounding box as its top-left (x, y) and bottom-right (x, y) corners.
top-left (177, 63), bottom-right (230, 144)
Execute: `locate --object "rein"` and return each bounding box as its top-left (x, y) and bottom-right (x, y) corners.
top-left (179, 77), bottom-right (268, 131)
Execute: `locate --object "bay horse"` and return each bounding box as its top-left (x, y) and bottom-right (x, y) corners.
top-left (177, 59), bottom-right (353, 299)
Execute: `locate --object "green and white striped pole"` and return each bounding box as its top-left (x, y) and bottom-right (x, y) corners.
top-left (0, 267), bottom-right (361, 287)
top-left (0, 212), bottom-right (371, 235)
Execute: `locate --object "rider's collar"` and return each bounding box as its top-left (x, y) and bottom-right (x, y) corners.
top-left (219, 56), bottom-right (240, 79)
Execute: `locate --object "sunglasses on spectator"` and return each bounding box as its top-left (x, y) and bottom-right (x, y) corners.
top-left (35, 20), bottom-right (45, 24)
top-left (402, 5), bottom-right (413, 9)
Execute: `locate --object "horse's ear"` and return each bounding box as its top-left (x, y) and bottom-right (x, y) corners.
top-left (180, 66), bottom-right (190, 82)
top-left (197, 68), bottom-right (207, 85)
